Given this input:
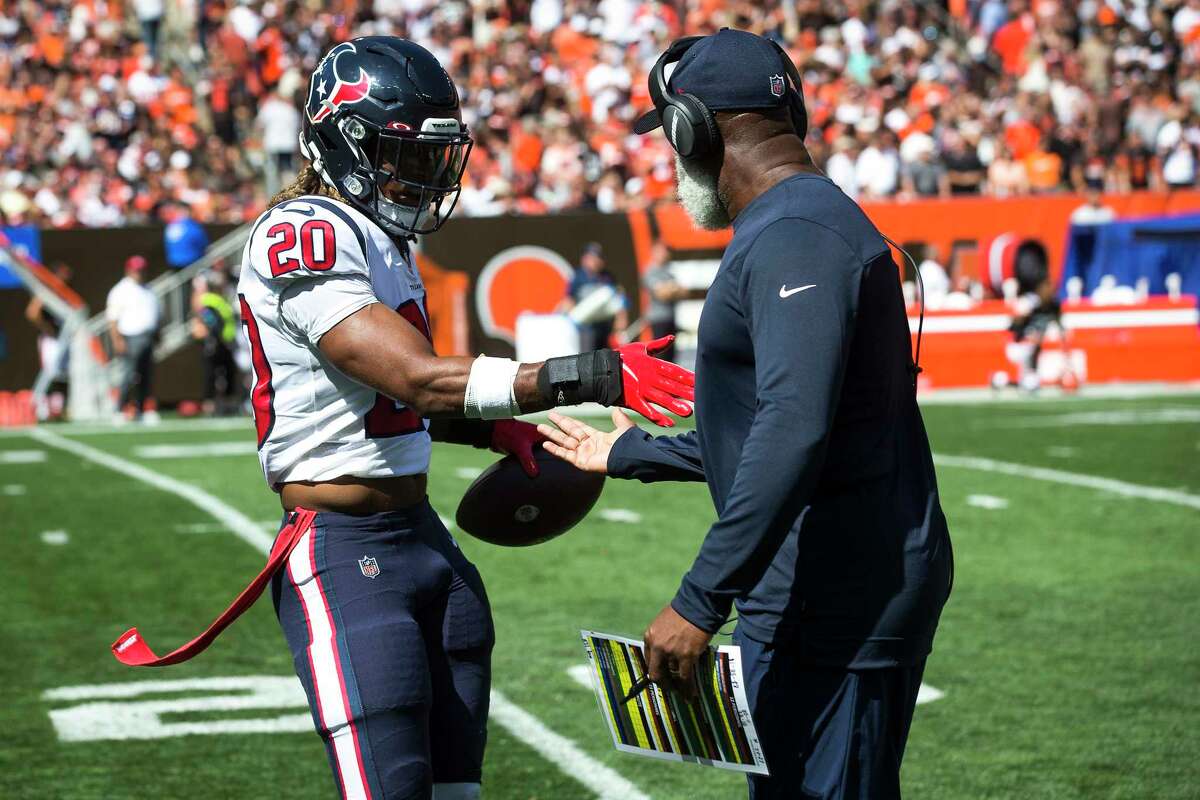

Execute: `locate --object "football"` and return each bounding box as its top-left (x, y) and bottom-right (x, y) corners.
top-left (455, 449), bottom-right (605, 546)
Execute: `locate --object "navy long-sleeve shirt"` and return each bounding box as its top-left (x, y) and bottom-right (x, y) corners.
top-left (609, 173), bottom-right (952, 668)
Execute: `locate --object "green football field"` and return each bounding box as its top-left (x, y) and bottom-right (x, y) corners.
top-left (2, 390), bottom-right (1198, 799)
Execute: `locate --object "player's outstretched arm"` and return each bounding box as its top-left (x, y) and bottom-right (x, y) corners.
top-left (320, 302), bottom-right (545, 417)
top-left (320, 305), bottom-right (694, 425)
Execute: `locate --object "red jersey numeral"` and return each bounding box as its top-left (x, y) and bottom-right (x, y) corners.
top-left (364, 299), bottom-right (432, 439)
top-left (266, 219), bottom-right (337, 277)
top-left (238, 294), bottom-right (275, 448)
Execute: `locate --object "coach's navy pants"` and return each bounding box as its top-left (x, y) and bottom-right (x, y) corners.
top-left (736, 628), bottom-right (925, 800)
top-left (271, 502), bottom-right (494, 800)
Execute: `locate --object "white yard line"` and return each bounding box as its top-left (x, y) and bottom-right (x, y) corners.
top-left (28, 426), bottom-right (645, 800)
top-left (935, 454), bottom-right (1200, 511)
top-left (29, 428), bottom-right (275, 553)
top-left (3, 484), bottom-right (27, 495)
top-left (489, 691), bottom-right (650, 800)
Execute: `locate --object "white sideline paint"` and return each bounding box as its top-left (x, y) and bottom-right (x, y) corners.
top-left (29, 428), bottom-right (275, 553)
top-left (935, 454), bottom-right (1200, 511)
top-left (566, 665), bottom-right (946, 708)
top-left (488, 691), bottom-right (650, 800)
top-left (987, 408), bottom-right (1200, 428)
top-left (598, 508), bottom-right (642, 524)
top-left (455, 466), bottom-right (483, 480)
top-left (0, 417), bottom-right (251, 438)
top-left (40, 530), bottom-right (69, 545)
top-left (966, 494), bottom-right (1009, 510)
top-left (916, 383), bottom-right (1200, 406)
top-left (134, 441), bottom-right (257, 459)
top-left (32, 427), bottom-right (644, 800)
top-left (0, 449), bottom-right (46, 463)
top-left (3, 484), bottom-right (26, 495)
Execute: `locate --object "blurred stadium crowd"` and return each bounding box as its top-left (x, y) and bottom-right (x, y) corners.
top-left (3, 0), bottom-right (1200, 229)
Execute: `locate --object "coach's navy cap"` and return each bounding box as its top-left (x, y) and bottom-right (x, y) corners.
top-left (633, 29), bottom-right (792, 134)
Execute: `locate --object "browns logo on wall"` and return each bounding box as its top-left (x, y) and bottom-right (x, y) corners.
top-left (416, 211), bottom-right (645, 357)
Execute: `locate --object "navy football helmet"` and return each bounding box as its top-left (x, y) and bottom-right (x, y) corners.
top-left (300, 37), bottom-right (472, 237)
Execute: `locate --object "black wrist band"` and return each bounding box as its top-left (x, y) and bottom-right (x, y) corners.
top-left (537, 349), bottom-right (623, 407)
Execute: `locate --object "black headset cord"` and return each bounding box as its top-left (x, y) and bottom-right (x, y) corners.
top-left (880, 233), bottom-right (925, 393)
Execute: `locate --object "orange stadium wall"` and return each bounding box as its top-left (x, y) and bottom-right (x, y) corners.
top-left (648, 190), bottom-right (1200, 288)
top-left (4, 192), bottom-right (1200, 401)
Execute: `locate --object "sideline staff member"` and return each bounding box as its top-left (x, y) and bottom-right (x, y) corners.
top-left (540, 29), bottom-right (952, 799)
top-left (106, 255), bottom-right (161, 421)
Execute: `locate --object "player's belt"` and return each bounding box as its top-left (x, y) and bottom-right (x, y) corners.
top-left (110, 508), bottom-right (318, 667)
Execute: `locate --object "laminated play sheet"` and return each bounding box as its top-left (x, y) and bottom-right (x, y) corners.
top-left (580, 630), bottom-right (769, 775)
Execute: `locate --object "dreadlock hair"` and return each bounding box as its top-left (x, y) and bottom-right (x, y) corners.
top-left (269, 164), bottom-right (348, 207)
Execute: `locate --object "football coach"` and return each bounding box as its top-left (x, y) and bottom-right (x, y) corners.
top-left (540, 29), bottom-right (954, 799)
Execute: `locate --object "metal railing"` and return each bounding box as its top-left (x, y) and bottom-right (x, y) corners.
top-left (0, 239), bottom-right (97, 419)
top-left (81, 223), bottom-right (252, 364)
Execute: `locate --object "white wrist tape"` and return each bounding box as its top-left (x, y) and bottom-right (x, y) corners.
top-left (464, 355), bottom-right (521, 419)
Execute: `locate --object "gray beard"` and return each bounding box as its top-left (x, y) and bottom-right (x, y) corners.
top-left (674, 154), bottom-right (730, 231)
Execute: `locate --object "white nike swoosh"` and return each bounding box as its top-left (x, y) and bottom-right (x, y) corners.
top-left (779, 284), bottom-right (817, 298)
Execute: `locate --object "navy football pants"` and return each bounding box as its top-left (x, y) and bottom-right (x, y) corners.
top-left (736, 628), bottom-right (925, 800)
top-left (271, 502), bottom-right (494, 800)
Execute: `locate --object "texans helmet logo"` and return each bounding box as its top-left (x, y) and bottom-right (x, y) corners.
top-left (309, 42), bottom-right (372, 124)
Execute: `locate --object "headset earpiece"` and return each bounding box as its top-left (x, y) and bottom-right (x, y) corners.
top-left (663, 93), bottom-right (720, 159)
top-left (649, 37), bottom-right (721, 160)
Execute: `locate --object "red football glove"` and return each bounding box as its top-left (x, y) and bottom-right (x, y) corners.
top-left (617, 335), bottom-right (695, 427)
top-left (491, 419), bottom-right (546, 477)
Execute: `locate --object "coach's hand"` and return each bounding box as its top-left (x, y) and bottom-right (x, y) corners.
top-left (616, 336), bottom-right (694, 427)
top-left (538, 409), bottom-right (636, 474)
top-left (644, 604), bottom-right (713, 700)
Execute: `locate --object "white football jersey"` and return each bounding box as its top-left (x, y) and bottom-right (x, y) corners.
top-left (236, 194), bottom-right (432, 487)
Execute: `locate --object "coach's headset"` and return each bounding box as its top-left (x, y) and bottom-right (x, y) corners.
top-left (648, 35), bottom-right (808, 160)
top-left (648, 35), bottom-right (925, 392)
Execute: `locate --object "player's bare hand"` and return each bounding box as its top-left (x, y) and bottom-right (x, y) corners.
top-left (643, 604), bottom-right (713, 700)
top-left (537, 409), bottom-right (636, 474)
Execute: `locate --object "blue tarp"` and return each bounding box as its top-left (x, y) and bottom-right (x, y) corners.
top-left (1060, 212), bottom-right (1200, 299)
top-left (0, 226), bottom-right (42, 289)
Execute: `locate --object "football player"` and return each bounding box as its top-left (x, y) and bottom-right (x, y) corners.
top-left (237, 37), bottom-right (694, 800)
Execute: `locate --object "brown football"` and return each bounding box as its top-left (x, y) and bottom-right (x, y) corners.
top-left (455, 449), bottom-right (605, 546)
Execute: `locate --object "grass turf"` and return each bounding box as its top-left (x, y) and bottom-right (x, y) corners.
top-left (1, 392), bottom-right (1197, 799)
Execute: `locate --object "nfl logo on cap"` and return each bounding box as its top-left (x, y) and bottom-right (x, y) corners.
top-left (769, 74), bottom-right (785, 98)
top-left (358, 556), bottom-right (381, 579)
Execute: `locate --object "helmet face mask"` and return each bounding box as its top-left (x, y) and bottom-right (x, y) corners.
top-left (354, 119), bottom-right (473, 236)
top-left (301, 37), bottom-right (472, 238)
